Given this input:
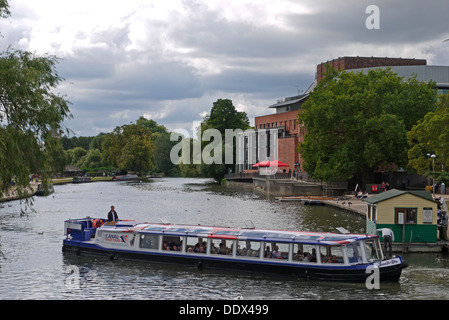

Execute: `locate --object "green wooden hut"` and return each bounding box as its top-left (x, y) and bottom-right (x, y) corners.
top-left (364, 189), bottom-right (438, 245)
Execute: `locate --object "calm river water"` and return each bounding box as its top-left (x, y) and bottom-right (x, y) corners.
top-left (0, 178), bottom-right (448, 300)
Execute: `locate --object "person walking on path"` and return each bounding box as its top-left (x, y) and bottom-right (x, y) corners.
top-left (376, 228), bottom-right (394, 258)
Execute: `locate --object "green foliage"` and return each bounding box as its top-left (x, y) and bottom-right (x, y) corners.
top-left (0, 0), bottom-right (9, 19)
top-left (200, 99), bottom-right (250, 183)
top-left (407, 94), bottom-right (449, 175)
top-left (298, 67), bottom-right (437, 183)
top-left (0, 46), bottom-right (71, 197)
top-left (101, 124), bottom-right (154, 174)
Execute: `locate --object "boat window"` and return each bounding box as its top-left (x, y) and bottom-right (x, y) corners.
top-left (292, 243), bottom-right (304, 261)
top-left (265, 242), bottom-right (289, 260)
top-left (210, 238), bottom-right (232, 255)
top-left (236, 240), bottom-right (261, 258)
top-left (185, 237), bottom-right (206, 254)
top-left (292, 244), bottom-right (316, 262)
top-left (139, 234), bottom-right (159, 250)
top-left (319, 245), bottom-right (344, 263)
top-left (364, 239), bottom-right (380, 261)
top-left (292, 244), bottom-right (317, 262)
top-left (162, 235), bottom-right (182, 251)
top-left (345, 242), bottom-right (363, 264)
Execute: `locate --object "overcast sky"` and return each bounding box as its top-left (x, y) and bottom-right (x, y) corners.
top-left (1, 0), bottom-right (449, 137)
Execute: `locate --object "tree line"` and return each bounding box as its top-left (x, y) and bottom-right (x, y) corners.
top-left (60, 117), bottom-right (179, 177)
top-left (61, 99), bottom-right (250, 182)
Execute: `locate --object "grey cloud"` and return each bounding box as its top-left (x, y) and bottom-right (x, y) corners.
top-left (5, 0), bottom-right (449, 137)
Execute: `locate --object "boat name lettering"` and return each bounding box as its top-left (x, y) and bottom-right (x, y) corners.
top-left (104, 233), bottom-right (128, 243)
top-left (379, 258), bottom-right (400, 267)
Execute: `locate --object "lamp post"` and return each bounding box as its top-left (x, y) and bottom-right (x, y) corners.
top-left (431, 154), bottom-right (436, 197)
top-left (427, 153), bottom-right (437, 196)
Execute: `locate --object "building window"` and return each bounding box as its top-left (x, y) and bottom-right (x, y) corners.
top-left (395, 208), bottom-right (417, 224)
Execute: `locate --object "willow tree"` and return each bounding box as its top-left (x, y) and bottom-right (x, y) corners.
top-left (0, 0), bottom-right (72, 199)
top-left (298, 67), bottom-right (437, 186)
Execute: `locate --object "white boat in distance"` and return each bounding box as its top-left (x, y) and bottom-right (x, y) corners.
top-left (62, 218), bottom-right (407, 282)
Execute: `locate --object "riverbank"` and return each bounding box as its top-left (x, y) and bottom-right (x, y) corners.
top-left (0, 176), bottom-right (115, 203)
top-left (0, 181), bottom-right (39, 203)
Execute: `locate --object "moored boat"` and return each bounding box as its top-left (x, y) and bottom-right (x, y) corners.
top-left (35, 183), bottom-right (54, 196)
top-left (62, 217), bottom-right (407, 282)
top-left (72, 176), bottom-right (92, 183)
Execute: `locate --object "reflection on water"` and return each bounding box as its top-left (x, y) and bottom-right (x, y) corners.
top-left (0, 177), bottom-right (448, 300)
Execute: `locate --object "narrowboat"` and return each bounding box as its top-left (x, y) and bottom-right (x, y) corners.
top-left (62, 217), bottom-right (407, 282)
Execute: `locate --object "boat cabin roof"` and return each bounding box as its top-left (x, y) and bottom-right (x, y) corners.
top-left (101, 221), bottom-right (377, 246)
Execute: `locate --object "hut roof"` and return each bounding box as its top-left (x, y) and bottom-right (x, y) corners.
top-left (364, 189), bottom-right (435, 205)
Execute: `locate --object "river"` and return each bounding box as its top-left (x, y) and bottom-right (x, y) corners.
top-left (0, 177), bottom-right (448, 300)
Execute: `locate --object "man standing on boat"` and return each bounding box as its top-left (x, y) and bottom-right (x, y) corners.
top-left (376, 228), bottom-right (394, 258)
top-left (107, 205), bottom-right (119, 222)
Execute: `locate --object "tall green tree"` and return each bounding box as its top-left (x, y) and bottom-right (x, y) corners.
top-left (0, 1), bottom-right (71, 197)
top-left (200, 99), bottom-right (250, 183)
top-left (407, 94), bottom-right (449, 176)
top-left (135, 116), bottom-right (178, 175)
top-left (298, 67), bottom-right (436, 185)
top-left (102, 124), bottom-right (154, 174)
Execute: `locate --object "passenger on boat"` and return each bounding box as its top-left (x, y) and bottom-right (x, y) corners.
top-left (107, 205), bottom-right (119, 222)
top-left (264, 246), bottom-right (272, 258)
top-left (246, 243), bottom-right (253, 256)
top-left (349, 251), bottom-right (363, 263)
top-left (194, 242), bottom-right (206, 253)
top-left (217, 243), bottom-right (227, 254)
top-left (303, 252), bottom-right (313, 262)
top-left (293, 250), bottom-right (303, 261)
top-left (311, 248), bottom-right (317, 262)
top-left (272, 246), bottom-right (281, 259)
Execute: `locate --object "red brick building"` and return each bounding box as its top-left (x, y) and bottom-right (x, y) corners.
top-left (239, 56), bottom-right (428, 175)
top-left (316, 56), bottom-right (426, 82)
